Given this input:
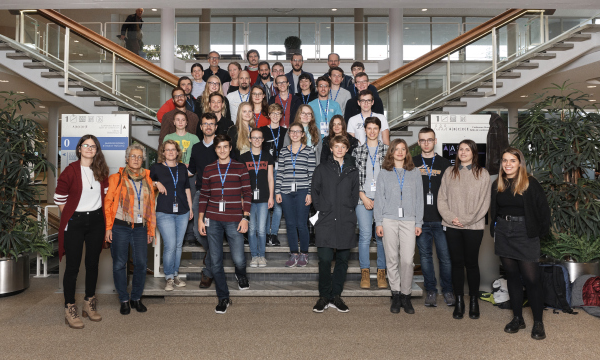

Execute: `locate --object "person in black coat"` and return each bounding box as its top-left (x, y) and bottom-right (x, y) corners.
top-left (119, 9), bottom-right (144, 55)
top-left (311, 135), bottom-right (359, 313)
top-left (490, 147), bottom-right (550, 341)
top-left (320, 115), bottom-right (359, 164)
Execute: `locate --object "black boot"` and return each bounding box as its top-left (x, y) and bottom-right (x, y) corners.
top-left (400, 293), bottom-right (415, 314)
top-left (504, 316), bottom-right (526, 334)
top-left (453, 295), bottom-right (465, 319)
top-left (469, 296), bottom-right (480, 319)
top-left (390, 291), bottom-right (401, 314)
top-left (531, 321), bottom-right (546, 340)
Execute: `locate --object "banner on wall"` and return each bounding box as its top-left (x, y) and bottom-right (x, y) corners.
top-left (60, 114), bottom-right (130, 175)
top-left (431, 114), bottom-right (491, 167)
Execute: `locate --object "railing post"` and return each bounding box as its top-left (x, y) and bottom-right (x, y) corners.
top-left (446, 54), bottom-right (451, 95)
top-left (154, 229), bottom-right (162, 277)
top-left (112, 54), bottom-right (117, 95)
top-left (539, 12), bottom-right (545, 43)
top-left (19, 12), bottom-right (25, 44)
top-left (486, 27), bottom-right (497, 97)
top-left (244, 24), bottom-right (249, 59)
top-left (34, 205), bottom-right (50, 278)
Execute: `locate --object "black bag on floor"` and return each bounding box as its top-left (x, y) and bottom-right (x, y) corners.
top-left (539, 262), bottom-right (576, 314)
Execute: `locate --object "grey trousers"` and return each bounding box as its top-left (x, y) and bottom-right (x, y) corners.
top-left (382, 219), bottom-right (416, 295)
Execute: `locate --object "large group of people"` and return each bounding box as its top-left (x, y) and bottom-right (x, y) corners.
top-left (54, 50), bottom-right (551, 341)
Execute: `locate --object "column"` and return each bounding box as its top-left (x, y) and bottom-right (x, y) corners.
top-left (388, 8), bottom-right (403, 70)
top-left (507, 105), bottom-right (519, 143)
top-left (200, 9), bottom-right (211, 54)
top-left (46, 103), bottom-right (60, 204)
top-left (160, 8), bottom-right (175, 73)
top-left (354, 8), bottom-right (364, 61)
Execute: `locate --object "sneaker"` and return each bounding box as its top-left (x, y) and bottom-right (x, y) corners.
top-left (165, 279), bottom-right (174, 291)
top-left (297, 253), bottom-right (308, 267)
top-left (329, 296), bottom-right (349, 313)
top-left (235, 274), bottom-right (250, 290)
top-left (285, 253), bottom-right (299, 267)
top-left (249, 257), bottom-right (259, 268)
top-left (215, 298), bottom-right (231, 314)
top-left (270, 235), bottom-right (281, 246)
top-left (258, 257), bottom-right (267, 267)
top-left (173, 276), bottom-right (186, 287)
top-left (266, 234), bottom-right (273, 246)
top-left (313, 297), bottom-right (330, 313)
top-left (443, 292), bottom-right (456, 306)
top-left (425, 290), bottom-right (437, 307)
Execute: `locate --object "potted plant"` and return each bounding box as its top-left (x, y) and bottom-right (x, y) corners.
top-left (512, 82), bottom-right (600, 280)
top-left (0, 91), bottom-right (54, 296)
top-left (284, 36), bottom-right (302, 60)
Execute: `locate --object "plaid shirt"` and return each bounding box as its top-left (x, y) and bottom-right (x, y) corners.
top-left (352, 142), bottom-right (388, 205)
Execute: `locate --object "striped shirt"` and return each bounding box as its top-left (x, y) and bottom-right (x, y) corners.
top-left (275, 145), bottom-right (316, 195)
top-left (198, 159), bottom-right (252, 223)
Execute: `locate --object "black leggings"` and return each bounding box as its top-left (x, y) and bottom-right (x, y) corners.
top-left (500, 257), bottom-right (544, 322)
top-left (445, 228), bottom-right (483, 297)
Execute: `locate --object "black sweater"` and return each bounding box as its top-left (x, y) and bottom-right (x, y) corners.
top-left (490, 176), bottom-right (551, 238)
top-left (188, 140), bottom-right (218, 189)
top-left (344, 95), bottom-right (384, 122)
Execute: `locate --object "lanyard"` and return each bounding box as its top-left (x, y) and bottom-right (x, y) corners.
top-left (340, 162), bottom-right (344, 172)
top-left (238, 90), bottom-right (249, 103)
top-left (269, 125), bottom-right (280, 154)
top-left (278, 94), bottom-right (289, 124)
top-left (251, 151), bottom-right (262, 188)
top-left (290, 144), bottom-right (303, 178)
top-left (360, 112), bottom-right (373, 127)
top-left (422, 156), bottom-right (436, 192)
top-left (393, 167), bottom-right (406, 202)
top-left (217, 159), bottom-right (232, 198)
top-left (330, 88), bottom-right (340, 102)
top-left (165, 163), bottom-right (179, 199)
top-left (254, 112), bottom-right (261, 127)
top-left (271, 83), bottom-right (277, 97)
top-left (318, 99), bottom-right (330, 122)
top-left (301, 93), bottom-right (310, 105)
top-left (131, 178), bottom-right (142, 211)
top-left (185, 96), bottom-right (194, 112)
top-left (367, 142), bottom-right (379, 175)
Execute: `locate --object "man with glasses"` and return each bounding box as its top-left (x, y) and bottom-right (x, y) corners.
top-left (158, 87), bottom-right (200, 144)
top-left (323, 53), bottom-right (353, 89)
top-left (268, 75), bottom-right (301, 128)
top-left (270, 62), bottom-right (285, 97)
top-left (412, 127), bottom-right (454, 308)
top-left (309, 76), bottom-right (343, 138)
top-left (254, 61), bottom-right (274, 102)
top-left (348, 61), bottom-right (379, 98)
top-left (286, 53), bottom-right (314, 95)
top-left (245, 49), bottom-right (261, 85)
top-left (344, 73), bottom-right (384, 122)
top-left (188, 113), bottom-right (219, 289)
top-left (226, 70), bottom-right (252, 118)
top-left (157, 76), bottom-right (201, 123)
top-left (203, 51), bottom-right (231, 85)
top-left (347, 90), bottom-right (389, 146)
top-left (328, 66), bottom-right (352, 113)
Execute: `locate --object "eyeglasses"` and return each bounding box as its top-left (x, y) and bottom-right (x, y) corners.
top-left (164, 148), bottom-right (177, 152)
top-left (202, 123), bottom-right (216, 127)
top-left (317, 85), bottom-right (329, 89)
top-left (359, 99), bottom-right (373, 104)
top-left (251, 93), bottom-right (264, 97)
top-left (207, 82), bottom-right (219, 86)
top-left (208, 56), bottom-right (219, 60)
top-left (81, 144), bottom-right (97, 149)
top-left (418, 139), bottom-right (435, 144)
top-left (300, 112), bottom-right (312, 116)
top-left (289, 130), bottom-right (303, 134)
top-left (291, 59), bottom-right (303, 63)
top-left (128, 155), bottom-right (143, 160)
top-left (276, 81), bottom-right (288, 85)
top-left (269, 112), bottom-right (282, 117)
top-left (355, 80), bottom-right (369, 85)
top-left (173, 94), bottom-right (185, 99)
top-left (250, 137), bottom-right (263, 141)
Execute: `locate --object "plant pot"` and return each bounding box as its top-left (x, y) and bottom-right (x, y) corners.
top-left (561, 260), bottom-right (600, 283)
top-left (286, 48), bottom-right (301, 60)
top-left (0, 254), bottom-right (30, 297)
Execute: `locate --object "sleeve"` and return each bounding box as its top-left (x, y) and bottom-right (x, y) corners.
top-left (275, 154), bottom-right (284, 195)
top-left (282, 133), bottom-right (291, 148)
top-left (158, 117), bottom-right (171, 145)
top-left (182, 165), bottom-right (190, 189)
top-left (490, 180), bottom-right (498, 237)
top-left (240, 167), bottom-right (252, 213)
top-left (344, 101), bottom-right (353, 122)
top-left (461, 171), bottom-right (492, 227)
top-left (310, 165), bottom-right (323, 211)
top-left (531, 177), bottom-right (551, 236)
top-left (320, 138), bottom-right (330, 164)
top-left (373, 171), bottom-right (386, 226)
top-left (156, 100), bottom-right (173, 123)
top-left (414, 171), bottom-right (424, 228)
top-left (379, 115), bottom-right (390, 132)
top-left (307, 150), bottom-right (317, 189)
top-left (54, 165), bottom-right (73, 205)
top-left (104, 174), bottom-right (119, 230)
top-left (350, 170), bottom-right (360, 207)
top-left (150, 165), bottom-right (159, 182)
top-left (198, 173), bottom-right (210, 214)
top-left (120, 15), bottom-right (131, 36)
top-left (436, 171), bottom-right (456, 224)
top-left (374, 98), bottom-right (384, 114)
top-left (333, 102), bottom-right (343, 117)
top-left (224, 97), bottom-right (232, 121)
top-left (188, 145), bottom-right (198, 176)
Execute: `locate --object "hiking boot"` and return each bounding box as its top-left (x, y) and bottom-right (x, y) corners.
top-left (469, 296), bottom-right (480, 319)
top-left (390, 291), bottom-right (401, 314)
top-left (377, 269), bottom-right (388, 289)
top-left (313, 297), bottom-right (329, 313)
top-left (257, 257), bottom-right (267, 267)
top-left (400, 293), bottom-right (415, 314)
top-left (165, 278), bottom-right (175, 291)
top-left (329, 296), bottom-right (349, 313)
top-left (531, 321), bottom-right (546, 340)
top-left (360, 269), bottom-right (370, 289)
top-left (64, 303), bottom-right (84, 329)
top-left (249, 257), bottom-right (259, 268)
top-left (82, 296), bottom-right (102, 321)
top-left (285, 253), bottom-right (299, 267)
top-left (453, 295), bottom-right (465, 319)
top-left (424, 290), bottom-right (437, 307)
top-left (215, 298), bottom-right (231, 314)
top-left (504, 316), bottom-right (526, 334)
top-left (443, 292), bottom-right (456, 306)
top-left (173, 276), bottom-right (186, 287)
top-left (297, 253), bottom-right (309, 267)
top-left (236, 274), bottom-right (250, 290)
top-left (199, 271), bottom-right (213, 288)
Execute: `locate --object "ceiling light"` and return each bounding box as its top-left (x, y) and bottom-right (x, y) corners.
top-left (137, 85), bottom-right (145, 89)
top-left (151, 8), bottom-right (157, 11)
top-left (587, 85), bottom-right (597, 88)
top-left (422, 8), bottom-right (428, 11)
top-left (39, 105), bottom-right (45, 108)
top-left (74, 40), bottom-right (79, 43)
top-left (405, 27), bottom-right (410, 30)
top-left (520, 95), bottom-right (528, 98)
top-left (590, 99), bottom-right (597, 102)
top-left (331, 8), bottom-right (337, 11)
top-left (17, 91), bottom-right (24, 93)
top-left (79, 54), bottom-right (83, 56)
top-left (0, 80), bottom-right (8, 83)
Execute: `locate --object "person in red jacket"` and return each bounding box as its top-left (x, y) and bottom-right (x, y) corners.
top-left (156, 77), bottom-right (200, 122)
top-left (54, 135), bottom-right (110, 329)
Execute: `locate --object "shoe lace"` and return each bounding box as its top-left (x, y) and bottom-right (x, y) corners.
top-left (68, 305), bottom-right (79, 319)
top-left (378, 271), bottom-right (385, 280)
top-left (89, 297), bottom-right (97, 311)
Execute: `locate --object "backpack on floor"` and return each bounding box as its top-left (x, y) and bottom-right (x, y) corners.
top-left (539, 262), bottom-right (576, 314)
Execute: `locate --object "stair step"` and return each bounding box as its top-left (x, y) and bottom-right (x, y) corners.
top-left (548, 43), bottom-right (574, 51)
top-left (497, 71), bottom-right (521, 79)
top-left (474, 81), bottom-right (503, 88)
top-left (565, 33), bottom-right (592, 42)
top-left (407, 120), bottom-right (429, 126)
top-left (529, 52), bottom-right (556, 60)
top-left (513, 61), bottom-right (539, 70)
top-left (441, 101), bottom-right (467, 107)
top-left (581, 25), bottom-right (600, 33)
top-left (459, 91), bottom-right (486, 98)
top-left (389, 130), bottom-right (413, 137)
top-left (113, 110), bottom-right (154, 120)
top-left (94, 100), bottom-right (119, 107)
top-left (58, 81), bottom-right (85, 88)
top-left (174, 259), bottom-right (381, 274)
top-left (6, 52), bottom-right (31, 60)
top-left (40, 71), bottom-right (64, 78)
top-left (0, 43), bottom-right (13, 50)
top-left (181, 243), bottom-right (376, 254)
top-left (75, 90), bottom-right (101, 97)
top-left (148, 130), bottom-right (161, 136)
top-left (23, 61), bottom-right (50, 69)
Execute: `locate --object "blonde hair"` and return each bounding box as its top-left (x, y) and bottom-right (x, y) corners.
top-left (201, 75), bottom-right (224, 112)
top-left (157, 140), bottom-right (182, 163)
top-left (497, 147), bottom-right (530, 195)
top-left (235, 102), bottom-right (255, 151)
top-left (293, 104), bottom-right (319, 147)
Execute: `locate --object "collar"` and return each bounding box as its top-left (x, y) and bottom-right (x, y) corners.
top-left (203, 138), bottom-right (214, 147)
top-left (459, 164), bottom-right (472, 170)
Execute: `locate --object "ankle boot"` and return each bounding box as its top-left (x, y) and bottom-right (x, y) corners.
top-left (377, 269), bottom-right (388, 289)
top-left (360, 269), bottom-right (370, 289)
top-left (400, 293), bottom-right (415, 314)
top-left (390, 291), bottom-right (401, 314)
top-left (82, 296), bottom-right (102, 322)
top-left (453, 295), bottom-right (465, 319)
top-left (531, 321), bottom-right (546, 340)
top-left (65, 303), bottom-right (84, 329)
top-left (504, 316), bottom-right (526, 334)
top-left (469, 296), bottom-right (480, 319)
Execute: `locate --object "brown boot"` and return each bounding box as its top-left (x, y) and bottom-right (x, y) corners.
top-left (82, 296), bottom-right (102, 322)
top-left (377, 269), bottom-right (389, 289)
top-left (360, 269), bottom-right (370, 289)
top-left (65, 304), bottom-right (84, 329)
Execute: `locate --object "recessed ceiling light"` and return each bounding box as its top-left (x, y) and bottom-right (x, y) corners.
top-left (137, 85), bottom-right (145, 89)
top-left (331, 8), bottom-right (337, 11)
top-left (79, 54), bottom-right (83, 56)
top-left (39, 105), bottom-right (45, 108)
top-left (0, 80), bottom-right (8, 83)
top-left (422, 8), bottom-right (428, 11)
top-left (520, 95), bottom-right (528, 98)
top-left (17, 91), bottom-right (24, 93)
top-left (587, 85), bottom-right (597, 88)
top-left (590, 99), bottom-right (597, 102)
top-left (151, 8), bottom-right (157, 11)
top-left (74, 40), bottom-right (79, 43)
top-left (405, 27), bottom-right (410, 30)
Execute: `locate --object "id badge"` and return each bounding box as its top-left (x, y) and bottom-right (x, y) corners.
top-left (291, 182), bottom-right (297, 192)
top-left (136, 214), bottom-right (143, 223)
top-left (219, 201), bottom-right (226, 212)
top-left (426, 192), bottom-right (434, 205)
top-left (204, 217), bottom-right (210, 227)
top-left (443, 226), bottom-right (447, 231)
top-left (398, 207), bottom-right (404, 218)
top-left (254, 189), bottom-right (260, 200)
top-left (370, 181), bottom-right (376, 192)
top-left (320, 122), bottom-right (328, 136)
top-left (173, 203), bottom-right (178, 213)
top-left (274, 161), bottom-right (278, 170)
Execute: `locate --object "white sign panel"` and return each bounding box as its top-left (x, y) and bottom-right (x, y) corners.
top-left (431, 114), bottom-right (490, 162)
top-left (61, 114), bottom-right (129, 175)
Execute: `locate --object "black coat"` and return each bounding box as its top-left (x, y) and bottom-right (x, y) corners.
top-left (320, 134), bottom-right (359, 165)
top-left (486, 113), bottom-right (509, 176)
top-left (311, 157), bottom-right (360, 249)
top-left (490, 176), bottom-right (551, 238)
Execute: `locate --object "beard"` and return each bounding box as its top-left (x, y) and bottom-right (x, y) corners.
top-left (260, 73), bottom-right (270, 81)
top-left (240, 83), bottom-right (249, 90)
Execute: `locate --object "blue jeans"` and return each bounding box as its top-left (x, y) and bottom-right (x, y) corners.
top-left (356, 204), bottom-right (386, 270)
top-left (193, 190), bottom-right (212, 278)
top-left (249, 202), bottom-right (269, 257)
top-left (280, 188), bottom-right (310, 253)
top-left (156, 211), bottom-right (189, 280)
top-left (268, 168), bottom-right (283, 235)
top-left (416, 221), bottom-right (453, 293)
top-left (110, 224), bottom-right (148, 302)
top-left (206, 219), bottom-right (247, 300)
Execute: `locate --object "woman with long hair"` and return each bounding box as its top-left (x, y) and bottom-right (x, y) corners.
top-left (104, 143), bottom-right (156, 315)
top-left (223, 61), bottom-right (242, 94)
top-left (320, 115), bottom-right (359, 164)
top-left (296, 73), bottom-right (317, 105)
top-left (491, 147), bottom-right (550, 340)
top-left (438, 139), bottom-right (490, 320)
top-left (374, 139), bottom-right (423, 314)
top-left (227, 101), bottom-right (255, 160)
top-left (54, 135), bottom-right (110, 329)
top-left (198, 75), bottom-right (231, 120)
top-left (283, 104), bottom-right (322, 165)
top-left (250, 85), bottom-right (270, 128)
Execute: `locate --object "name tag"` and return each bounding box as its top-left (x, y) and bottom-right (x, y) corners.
top-left (370, 181), bottom-right (376, 192)
top-left (204, 217), bottom-right (210, 227)
top-left (291, 182), bottom-right (297, 192)
top-left (426, 193), bottom-right (434, 205)
top-left (443, 226), bottom-right (447, 231)
top-left (398, 207), bottom-right (404, 218)
top-left (219, 201), bottom-right (226, 212)
top-left (254, 189), bottom-right (260, 200)
top-left (274, 162), bottom-right (278, 170)
top-left (136, 214), bottom-right (143, 223)
top-left (320, 122), bottom-right (328, 135)
top-left (173, 203), bottom-right (178, 213)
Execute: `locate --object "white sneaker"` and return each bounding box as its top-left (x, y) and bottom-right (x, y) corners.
top-left (250, 257), bottom-right (259, 268)
top-left (173, 276), bottom-right (186, 287)
top-left (258, 257), bottom-right (267, 267)
top-left (165, 279), bottom-right (174, 291)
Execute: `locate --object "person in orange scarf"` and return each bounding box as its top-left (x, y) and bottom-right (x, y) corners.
top-left (105, 143), bottom-right (156, 315)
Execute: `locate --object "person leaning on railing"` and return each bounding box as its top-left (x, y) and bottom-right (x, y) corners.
top-left (104, 143), bottom-right (156, 315)
top-left (54, 135), bottom-right (109, 330)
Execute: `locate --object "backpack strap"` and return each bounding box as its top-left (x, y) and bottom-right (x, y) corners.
top-left (552, 266), bottom-right (575, 314)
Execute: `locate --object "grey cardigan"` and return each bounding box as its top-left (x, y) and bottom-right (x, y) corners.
top-left (374, 167), bottom-right (424, 228)
top-left (282, 130), bottom-right (323, 166)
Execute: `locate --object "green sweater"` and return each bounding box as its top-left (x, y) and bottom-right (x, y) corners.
top-left (163, 132), bottom-right (200, 164)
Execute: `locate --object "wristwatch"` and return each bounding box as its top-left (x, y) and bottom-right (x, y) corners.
top-left (243, 215), bottom-right (250, 221)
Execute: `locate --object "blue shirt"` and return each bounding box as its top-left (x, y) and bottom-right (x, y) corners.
top-left (308, 98), bottom-right (343, 139)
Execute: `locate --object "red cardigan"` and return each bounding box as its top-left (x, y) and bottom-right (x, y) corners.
top-left (54, 160), bottom-right (109, 261)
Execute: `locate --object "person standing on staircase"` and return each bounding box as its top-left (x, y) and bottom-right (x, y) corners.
top-left (347, 90), bottom-right (389, 146)
top-left (344, 73), bottom-right (384, 122)
top-left (119, 8), bottom-right (144, 55)
top-left (158, 87), bottom-right (200, 145)
top-left (226, 70), bottom-right (252, 120)
top-left (157, 77), bottom-right (201, 123)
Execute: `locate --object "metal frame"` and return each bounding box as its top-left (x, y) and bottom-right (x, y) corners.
top-left (317, 22), bottom-right (389, 61)
top-left (35, 205), bottom-right (59, 278)
top-left (174, 21), bottom-right (246, 58)
top-left (247, 21), bottom-right (317, 61)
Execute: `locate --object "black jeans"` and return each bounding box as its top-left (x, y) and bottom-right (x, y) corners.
top-left (445, 227), bottom-right (483, 297)
top-left (317, 247), bottom-right (351, 299)
top-left (63, 208), bottom-right (105, 305)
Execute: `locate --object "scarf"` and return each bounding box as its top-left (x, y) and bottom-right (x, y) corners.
top-left (120, 166), bottom-right (153, 228)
